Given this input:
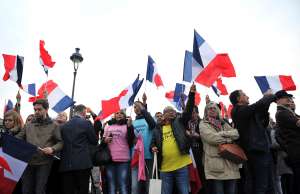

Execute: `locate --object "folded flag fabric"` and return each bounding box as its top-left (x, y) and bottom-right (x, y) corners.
top-left (211, 78), bottom-right (228, 97)
top-left (189, 149), bottom-right (202, 194)
top-left (130, 135), bottom-right (146, 181)
top-left (40, 40), bottom-right (55, 75)
top-left (0, 134), bottom-right (37, 194)
top-left (254, 75), bottom-right (296, 94)
top-left (183, 50), bottom-right (203, 82)
top-left (146, 55), bottom-right (164, 87)
top-left (21, 83), bottom-right (36, 96)
top-left (3, 100), bottom-right (14, 114)
top-left (192, 30), bottom-right (236, 87)
top-left (165, 83), bottom-right (200, 111)
top-left (29, 80), bottom-right (75, 113)
top-left (100, 75), bottom-right (144, 119)
top-left (2, 54), bottom-right (24, 87)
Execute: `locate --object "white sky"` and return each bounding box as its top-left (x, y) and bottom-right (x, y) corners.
top-left (0, 0), bottom-right (300, 120)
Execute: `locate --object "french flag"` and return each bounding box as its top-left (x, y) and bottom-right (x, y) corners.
top-left (3, 100), bottom-right (14, 114)
top-left (183, 50), bottom-right (203, 82)
top-left (165, 83), bottom-right (200, 111)
top-left (100, 75), bottom-right (144, 119)
top-left (0, 134), bottom-right (37, 194)
top-left (183, 51), bottom-right (228, 97)
top-left (254, 75), bottom-right (296, 94)
top-left (21, 83), bottom-right (36, 96)
top-left (192, 30), bottom-right (236, 87)
top-left (211, 78), bottom-right (228, 97)
top-left (2, 54), bottom-right (24, 87)
top-left (32, 80), bottom-right (75, 113)
top-left (40, 40), bottom-right (55, 75)
top-left (146, 56), bottom-right (164, 87)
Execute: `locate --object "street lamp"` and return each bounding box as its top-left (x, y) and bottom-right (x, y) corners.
top-left (69, 48), bottom-right (83, 118)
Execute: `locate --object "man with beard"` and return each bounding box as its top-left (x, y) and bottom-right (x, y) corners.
top-left (17, 99), bottom-right (63, 194)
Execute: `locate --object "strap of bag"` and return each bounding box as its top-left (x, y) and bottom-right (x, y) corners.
top-left (151, 152), bottom-right (158, 179)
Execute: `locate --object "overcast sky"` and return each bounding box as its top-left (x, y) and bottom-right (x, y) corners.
top-left (1, 0), bottom-right (300, 119)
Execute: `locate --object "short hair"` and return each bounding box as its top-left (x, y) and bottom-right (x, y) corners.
top-left (4, 110), bottom-right (24, 129)
top-left (163, 106), bottom-right (175, 114)
top-left (33, 99), bottom-right (49, 110)
top-left (73, 104), bottom-right (86, 114)
top-left (229, 90), bottom-right (241, 106)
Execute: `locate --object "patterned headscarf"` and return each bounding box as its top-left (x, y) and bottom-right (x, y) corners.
top-left (203, 102), bottom-right (223, 131)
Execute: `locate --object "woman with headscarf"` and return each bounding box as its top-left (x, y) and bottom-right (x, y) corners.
top-left (199, 102), bottom-right (240, 194)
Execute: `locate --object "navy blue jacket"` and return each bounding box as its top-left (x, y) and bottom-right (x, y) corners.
top-left (60, 115), bottom-right (98, 172)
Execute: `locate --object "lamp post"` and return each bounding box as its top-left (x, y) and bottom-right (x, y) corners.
top-left (69, 48), bottom-right (83, 118)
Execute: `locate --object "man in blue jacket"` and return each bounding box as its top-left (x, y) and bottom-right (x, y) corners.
top-left (60, 104), bottom-right (98, 194)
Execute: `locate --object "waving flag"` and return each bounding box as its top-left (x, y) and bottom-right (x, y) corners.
top-left (40, 40), bottom-right (55, 75)
top-left (183, 50), bottom-right (203, 82)
top-left (192, 30), bottom-right (236, 87)
top-left (0, 134), bottom-right (37, 194)
top-left (211, 78), bottom-right (228, 97)
top-left (165, 83), bottom-right (200, 111)
top-left (3, 100), bottom-right (14, 114)
top-left (2, 54), bottom-right (24, 87)
top-left (100, 75), bottom-right (144, 119)
top-left (21, 83), bottom-right (36, 96)
top-left (254, 75), bottom-right (296, 94)
top-left (146, 56), bottom-right (164, 87)
top-left (32, 80), bottom-right (75, 113)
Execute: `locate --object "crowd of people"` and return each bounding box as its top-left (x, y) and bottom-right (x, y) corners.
top-left (1, 84), bottom-right (300, 194)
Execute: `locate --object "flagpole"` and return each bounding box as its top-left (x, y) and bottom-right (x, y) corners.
top-left (3, 99), bottom-right (7, 117)
top-left (38, 147), bottom-right (60, 160)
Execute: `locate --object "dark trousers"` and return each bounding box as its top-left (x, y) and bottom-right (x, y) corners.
top-left (46, 159), bottom-right (61, 194)
top-left (281, 174), bottom-right (294, 194)
top-left (22, 163), bottom-right (53, 194)
top-left (290, 162), bottom-right (300, 194)
top-left (61, 169), bottom-right (91, 194)
top-left (211, 179), bottom-right (237, 194)
top-left (247, 151), bottom-right (274, 194)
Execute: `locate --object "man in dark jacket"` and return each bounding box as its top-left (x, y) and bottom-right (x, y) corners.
top-left (275, 90), bottom-right (300, 194)
top-left (60, 104), bottom-right (98, 194)
top-left (229, 89), bottom-right (276, 194)
top-left (151, 83), bottom-right (195, 194)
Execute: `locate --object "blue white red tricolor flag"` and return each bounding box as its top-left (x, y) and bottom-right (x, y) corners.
top-left (146, 55), bottom-right (164, 87)
top-left (211, 78), bottom-right (228, 97)
top-left (29, 80), bottom-right (74, 113)
top-left (2, 54), bottom-right (24, 87)
top-left (21, 83), bottom-right (36, 96)
top-left (192, 30), bottom-right (236, 87)
top-left (183, 50), bottom-right (203, 82)
top-left (165, 83), bottom-right (200, 111)
top-left (40, 40), bottom-right (55, 75)
top-left (0, 134), bottom-right (37, 194)
top-left (100, 75), bottom-right (144, 119)
top-left (3, 100), bottom-right (14, 114)
top-left (254, 75), bottom-right (296, 94)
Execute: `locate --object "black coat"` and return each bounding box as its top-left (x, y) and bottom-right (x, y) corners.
top-left (151, 91), bottom-right (194, 169)
top-left (275, 105), bottom-right (300, 162)
top-left (231, 95), bottom-right (276, 153)
top-left (60, 115), bottom-right (98, 172)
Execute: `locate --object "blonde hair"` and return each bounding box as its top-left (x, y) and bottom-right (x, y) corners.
top-left (4, 110), bottom-right (24, 129)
